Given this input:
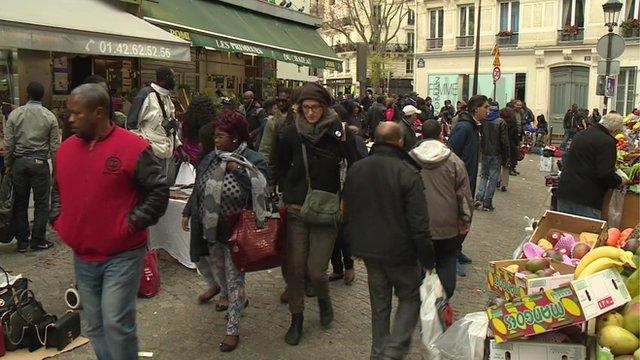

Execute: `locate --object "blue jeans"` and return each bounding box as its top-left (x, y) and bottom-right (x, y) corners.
top-left (74, 247), bottom-right (145, 360)
top-left (557, 199), bottom-right (602, 220)
top-left (475, 155), bottom-right (501, 207)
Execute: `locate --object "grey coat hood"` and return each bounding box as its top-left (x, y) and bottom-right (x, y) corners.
top-left (409, 140), bottom-right (451, 169)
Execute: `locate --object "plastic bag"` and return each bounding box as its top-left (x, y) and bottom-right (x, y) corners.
top-left (420, 272), bottom-right (448, 359)
top-left (138, 249), bottom-right (160, 298)
top-left (174, 162), bottom-right (196, 186)
top-left (428, 312), bottom-right (489, 360)
top-left (607, 188), bottom-right (625, 229)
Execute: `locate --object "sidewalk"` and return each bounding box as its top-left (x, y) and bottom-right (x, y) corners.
top-left (0, 155), bottom-right (551, 359)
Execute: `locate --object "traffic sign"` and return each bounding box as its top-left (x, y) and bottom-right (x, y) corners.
top-left (492, 67), bottom-right (501, 82)
top-left (605, 76), bottom-right (617, 97)
top-left (596, 33), bottom-right (625, 59)
top-left (597, 60), bottom-right (620, 76)
top-left (491, 44), bottom-right (501, 67)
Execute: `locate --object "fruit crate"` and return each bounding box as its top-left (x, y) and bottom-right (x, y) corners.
top-left (527, 211), bottom-right (608, 251)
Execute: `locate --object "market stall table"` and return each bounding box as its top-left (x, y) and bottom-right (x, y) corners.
top-left (149, 198), bottom-right (195, 269)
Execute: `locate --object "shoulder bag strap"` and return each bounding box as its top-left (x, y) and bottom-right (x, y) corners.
top-left (153, 91), bottom-right (168, 120)
top-left (300, 141), bottom-right (312, 192)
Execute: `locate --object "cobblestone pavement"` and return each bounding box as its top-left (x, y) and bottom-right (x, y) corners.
top-left (0, 156), bottom-right (551, 360)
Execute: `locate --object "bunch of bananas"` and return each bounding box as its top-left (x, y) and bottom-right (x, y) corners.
top-left (574, 246), bottom-right (637, 279)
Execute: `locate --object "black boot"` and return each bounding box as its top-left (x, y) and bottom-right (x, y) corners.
top-left (285, 313), bottom-right (303, 346)
top-left (318, 298), bottom-right (334, 328)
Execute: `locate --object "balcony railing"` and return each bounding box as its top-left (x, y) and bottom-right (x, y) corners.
top-left (557, 28), bottom-right (584, 43)
top-left (622, 27), bottom-right (640, 39)
top-left (456, 35), bottom-right (474, 49)
top-left (333, 43), bottom-right (358, 53)
top-left (496, 33), bottom-right (519, 47)
top-left (426, 38), bottom-right (443, 50)
top-left (384, 43), bottom-right (414, 53)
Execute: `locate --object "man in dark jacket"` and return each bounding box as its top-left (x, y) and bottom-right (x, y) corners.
top-left (243, 90), bottom-right (266, 146)
top-left (474, 102), bottom-right (510, 211)
top-left (424, 97), bottom-right (436, 120)
top-left (560, 104), bottom-right (582, 150)
top-left (343, 121), bottom-right (435, 360)
top-left (52, 84), bottom-right (169, 360)
top-left (448, 94), bottom-right (489, 196)
top-left (557, 113), bottom-right (625, 219)
top-left (365, 95), bottom-right (386, 139)
top-left (360, 88), bottom-right (373, 112)
top-left (399, 105), bottom-right (421, 152)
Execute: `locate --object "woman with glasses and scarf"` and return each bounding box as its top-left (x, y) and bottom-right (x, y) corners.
top-left (275, 83), bottom-right (359, 346)
top-left (182, 111), bottom-right (268, 352)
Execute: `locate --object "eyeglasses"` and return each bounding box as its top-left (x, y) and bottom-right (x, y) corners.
top-left (302, 105), bottom-right (323, 113)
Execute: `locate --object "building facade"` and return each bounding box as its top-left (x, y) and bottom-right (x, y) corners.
top-left (319, 1), bottom-right (417, 96)
top-left (414, 0), bottom-right (640, 133)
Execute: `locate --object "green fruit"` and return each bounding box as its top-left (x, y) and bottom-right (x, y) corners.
top-left (623, 296), bottom-right (640, 335)
top-left (525, 258), bottom-right (550, 273)
top-left (627, 270), bottom-right (639, 298)
top-left (614, 355), bottom-right (635, 360)
top-left (597, 311), bottom-right (624, 332)
top-left (634, 347), bottom-right (639, 360)
top-left (598, 325), bottom-right (639, 355)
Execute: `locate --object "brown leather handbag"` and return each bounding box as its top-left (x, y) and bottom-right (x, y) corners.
top-left (227, 207), bottom-right (287, 273)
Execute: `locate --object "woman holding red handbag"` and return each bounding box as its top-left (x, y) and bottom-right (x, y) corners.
top-left (182, 111), bottom-right (268, 352)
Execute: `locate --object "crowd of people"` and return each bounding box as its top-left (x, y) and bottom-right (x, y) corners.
top-left (2, 64), bottom-right (590, 359)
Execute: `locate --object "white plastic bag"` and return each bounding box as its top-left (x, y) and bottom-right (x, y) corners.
top-left (174, 162), bottom-right (196, 186)
top-left (429, 312), bottom-right (489, 360)
top-left (607, 188), bottom-right (626, 229)
top-left (420, 272), bottom-right (446, 359)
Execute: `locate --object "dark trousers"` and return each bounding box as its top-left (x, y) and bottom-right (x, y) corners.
top-left (364, 260), bottom-right (421, 360)
top-left (433, 236), bottom-right (463, 299)
top-left (12, 157), bottom-right (50, 246)
top-left (330, 225), bottom-right (354, 274)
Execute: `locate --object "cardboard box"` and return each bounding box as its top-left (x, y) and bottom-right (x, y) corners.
top-left (539, 156), bottom-right (553, 172)
top-left (486, 268), bottom-right (630, 343)
top-left (489, 340), bottom-right (586, 360)
top-left (487, 259), bottom-right (575, 300)
top-left (528, 211), bottom-right (607, 249)
top-left (602, 191), bottom-right (640, 230)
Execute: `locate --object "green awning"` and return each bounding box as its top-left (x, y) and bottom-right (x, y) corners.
top-left (141, 0), bottom-right (342, 71)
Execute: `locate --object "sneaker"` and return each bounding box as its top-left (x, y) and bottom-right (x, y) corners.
top-left (482, 205), bottom-right (495, 212)
top-left (473, 200), bottom-right (482, 209)
top-left (17, 243), bottom-right (29, 253)
top-left (31, 241), bottom-right (54, 251)
top-left (501, 186), bottom-right (507, 192)
top-left (458, 252), bottom-right (473, 264)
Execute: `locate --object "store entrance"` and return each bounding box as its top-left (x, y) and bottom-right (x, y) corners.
top-left (70, 56), bottom-right (92, 90)
top-left (549, 66), bottom-right (589, 135)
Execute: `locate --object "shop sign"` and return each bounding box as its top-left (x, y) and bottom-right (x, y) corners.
top-left (168, 29), bottom-right (191, 42)
top-left (427, 75), bottom-right (459, 111)
top-left (283, 54), bottom-right (312, 66)
top-left (417, 58), bottom-right (425, 68)
top-left (213, 39), bottom-right (265, 55)
top-left (326, 78), bottom-right (352, 85)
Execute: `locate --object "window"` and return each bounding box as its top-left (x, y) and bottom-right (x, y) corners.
top-left (408, 9), bottom-right (415, 25)
top-left (615, 67), bottom-right (637, 115)
top-left (407, 32), bottom-right (415, 49)
top-left (499, 2), bottom-right (520, 32)
top-left (561, 0), bottom-right (585, 27)
top-left (308, 68), bottom-right (319, 76)
top-left (459, 5), bottom-right (475, 36)
top-left (626, 0), bottom-right (639, 20)
top-left (429, 9), bottom-right (444, 38)
top-left (344, 59), bottom-right (350, 73)
top-left (406, 59), bottom-right (414, 74)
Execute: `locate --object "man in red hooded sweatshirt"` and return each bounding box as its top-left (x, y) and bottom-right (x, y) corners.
top-left (51, 83), bottom-right (169, 360)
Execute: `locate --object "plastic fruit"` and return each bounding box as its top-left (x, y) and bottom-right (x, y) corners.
top-left (608, 228), bottom-right (622, 247)
top-left (622, 296), bottom-right (640, 335)
top-left (596, 311), bottom-right (624, 332)
top-left (576, 258), bottom-right (624, 279)
top-left (525, 258), bottom-right (550, 273)
top-left (574, 246), bottom-right (637, 278)
top-left (547, 230), bottom-right (563, 245)
top-left (572, 242), bottom-right (591, 260)
top-left (597, 325), bottom-right (639, 355)
top-left (538, 239), bottom-right (554, 250)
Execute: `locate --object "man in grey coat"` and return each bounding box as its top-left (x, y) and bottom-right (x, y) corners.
top-left (410, 120), bottom-right (473, 298)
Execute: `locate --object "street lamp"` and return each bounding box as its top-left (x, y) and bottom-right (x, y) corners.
top-left (602, 0), bottom-right (623, 114)
top-left (603, 0), bottom-right (623, 32)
